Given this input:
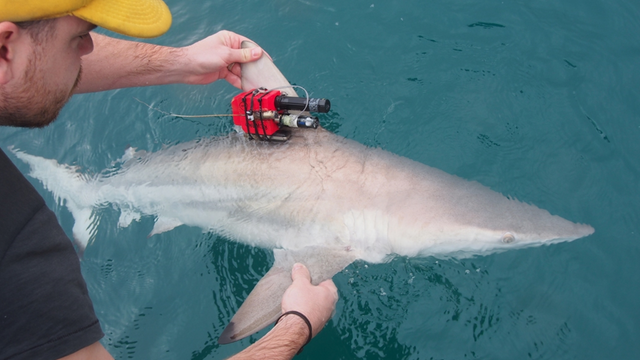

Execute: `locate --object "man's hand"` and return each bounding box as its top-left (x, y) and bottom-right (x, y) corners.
top-left (281, 263), bottom-right (338, 337)
top-left (182, 30), bottom-right (264, 88)
top-left (76, 30), bottom-right (264, 93)
top-left (227, 264), bottom-right (338, 359)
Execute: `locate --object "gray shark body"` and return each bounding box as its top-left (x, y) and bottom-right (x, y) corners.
top-left (11, 41), bottom-right (594, 344)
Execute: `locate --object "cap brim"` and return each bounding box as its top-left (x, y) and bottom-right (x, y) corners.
top-left (72, 0), bottom-right (171, 38)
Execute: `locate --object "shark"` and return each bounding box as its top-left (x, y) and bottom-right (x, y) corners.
top-left (10, 41), bottom-right (594, 344)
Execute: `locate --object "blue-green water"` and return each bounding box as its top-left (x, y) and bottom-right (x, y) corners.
top-left (2, 0), bottom-right (640, 358)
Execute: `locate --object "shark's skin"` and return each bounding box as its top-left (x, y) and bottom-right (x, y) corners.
top-left (10, 41), bottom-right (594, 344)
top-left (11, 128), bottom-right (593, 260)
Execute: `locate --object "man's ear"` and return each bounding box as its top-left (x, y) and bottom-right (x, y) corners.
top-left (0, 22), bottom-right (23, 85)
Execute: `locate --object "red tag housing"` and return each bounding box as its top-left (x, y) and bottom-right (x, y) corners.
top-left (231, 89), bottom-right (282, 137)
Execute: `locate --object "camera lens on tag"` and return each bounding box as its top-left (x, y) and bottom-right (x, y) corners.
top-left (275, 96), bottom-right (331, 113)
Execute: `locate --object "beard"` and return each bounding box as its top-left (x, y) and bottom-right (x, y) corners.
top-left (0, 54), bottom-right (81, 129)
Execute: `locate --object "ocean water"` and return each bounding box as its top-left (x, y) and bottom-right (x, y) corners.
top-left (2, 0), bottom-right (639, 358)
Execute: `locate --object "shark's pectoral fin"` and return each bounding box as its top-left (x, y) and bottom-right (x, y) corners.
top-left (69, 204), bottom-right (95, 252)
top-left (218, 246), bottom-right (357, 344)
top-left (217, 264), bottom-right (289, 345)
top-left (148, 217), bottom-right (183, 237)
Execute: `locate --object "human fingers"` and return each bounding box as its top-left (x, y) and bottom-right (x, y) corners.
top-left (317, 280), bottom-right (338, 303)
top-left (219, 30), bottom-right (273, 61)
top-left (227, 46), bottom-right (263, 65)
top-left (224, 72), bottom-right (242, 90)
top-left (215, 30), bottom-right (264, 64)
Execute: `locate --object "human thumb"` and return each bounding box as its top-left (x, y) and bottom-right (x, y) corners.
top-left (236, 47), bottom-right (263, 63)
top-left (291, 263), bottom-right (311, 283)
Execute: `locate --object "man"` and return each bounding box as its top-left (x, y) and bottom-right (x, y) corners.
top-left (0, 1), bottom-right (338, 359)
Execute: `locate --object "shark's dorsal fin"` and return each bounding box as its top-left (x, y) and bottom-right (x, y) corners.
top-left (239, 41), bottom-right (297, 96)
top-left (218, 246), bottom-right (356, 344)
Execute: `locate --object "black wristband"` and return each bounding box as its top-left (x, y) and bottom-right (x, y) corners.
top-left (276, 310), bottom-right (313, 354)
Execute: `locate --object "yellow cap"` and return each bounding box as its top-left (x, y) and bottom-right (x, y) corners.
top-left (1, 0), bottom-right (172, 38)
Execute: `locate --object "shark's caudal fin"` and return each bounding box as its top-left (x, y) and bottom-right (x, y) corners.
top-left (10, 148), bottom-right (96, 250)
top-left (218, 246), bottom-right (356, 344)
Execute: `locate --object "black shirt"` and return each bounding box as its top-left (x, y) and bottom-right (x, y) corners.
top-left (0, 149), bottom-right (104, 360)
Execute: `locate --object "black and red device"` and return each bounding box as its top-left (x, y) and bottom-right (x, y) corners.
top-left (231, 88), bottom-right (330, 141)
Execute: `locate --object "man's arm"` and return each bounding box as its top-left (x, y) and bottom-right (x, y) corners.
top-left (55, 263), bottom-right (336, 360)
top-left (75, 30), bottom-right (263, 93)
top-left (228, 263), bottom-right (339, 359)
top-left (58, 341), bottom-right (113, 360)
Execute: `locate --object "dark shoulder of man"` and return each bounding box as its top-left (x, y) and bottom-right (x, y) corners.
top-left (0, 148), bottom-right (104, 360)
top-left (0, 148), bottom-right (46, 256)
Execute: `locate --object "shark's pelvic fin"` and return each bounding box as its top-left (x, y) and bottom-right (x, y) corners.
top-left (218, 246), bottom-right (356, 344)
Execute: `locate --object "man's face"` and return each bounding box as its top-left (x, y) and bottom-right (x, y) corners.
top-left (0, 16), bottom-right (95, 128)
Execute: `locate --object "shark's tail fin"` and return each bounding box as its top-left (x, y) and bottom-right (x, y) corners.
top-left (218, 246), bottom-right (356, 344)
top-left (10, 148), bottom-right (97, 251)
